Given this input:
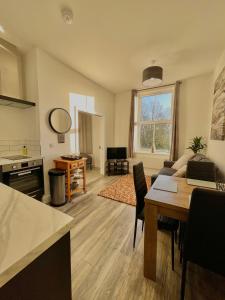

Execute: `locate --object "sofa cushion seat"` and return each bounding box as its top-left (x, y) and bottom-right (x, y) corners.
top-left (159, 167), bottom-right (177, 176)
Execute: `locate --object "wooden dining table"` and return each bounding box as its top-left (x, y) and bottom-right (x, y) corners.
top-left (144, 175), bottom-right (195, 281)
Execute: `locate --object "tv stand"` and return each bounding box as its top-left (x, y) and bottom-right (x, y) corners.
top-left (106, 159), bottom-right (129, 176)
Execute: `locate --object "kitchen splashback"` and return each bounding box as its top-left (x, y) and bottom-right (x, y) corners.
top-left (0, 140), bottom-right (40, 157)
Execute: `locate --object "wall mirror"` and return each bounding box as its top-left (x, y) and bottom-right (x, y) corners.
top-left (49, 108), bottom-right (72, 143)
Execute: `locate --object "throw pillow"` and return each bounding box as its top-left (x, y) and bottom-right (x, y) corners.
top-left (172, 152), bottom-right (194, 170)
top-left (173, 165), bottom-right (187, 177)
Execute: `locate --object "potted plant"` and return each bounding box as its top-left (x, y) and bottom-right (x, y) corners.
top-left (187, 136), bottom-right (207, 154)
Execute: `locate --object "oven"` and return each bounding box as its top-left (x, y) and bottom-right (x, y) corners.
top-left (0, 159), bottom-right (44, 200)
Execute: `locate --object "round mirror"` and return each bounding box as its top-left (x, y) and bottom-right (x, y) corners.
top-left (49, 108), bottom-right (72, 134)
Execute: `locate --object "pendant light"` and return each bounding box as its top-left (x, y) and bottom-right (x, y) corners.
top-left (142, 60), bottom-right (163, 87)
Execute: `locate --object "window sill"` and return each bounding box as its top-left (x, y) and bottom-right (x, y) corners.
top-left (135, 151), bottom-right (169, 156)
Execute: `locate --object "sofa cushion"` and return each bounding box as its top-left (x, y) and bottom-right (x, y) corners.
top-left (173, 165), bottom-right (187, 177)
top-left (187, 160), bottom-right (216, 181)
top-left (172, 152), bottom-right (194, 170)
top-left (159, 167), bottom-right (177, 176)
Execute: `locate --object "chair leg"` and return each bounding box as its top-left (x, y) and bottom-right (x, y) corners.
top-left (133, 218), bottom-right (138, 249)
top-left (175, 230), bottom-right (178, 244)
top-left (178, 222), bottom-right (182, 250)
top-left (180, 240), bottom-right (183, 264)
top-left (179, 222), bottom-right (186, 264)
top-left (142, 220), bottom-right (144, 232)
top-left (171, 231), bottom-right (175, 271)
top-left (180, 260), bottom-right (187, 300)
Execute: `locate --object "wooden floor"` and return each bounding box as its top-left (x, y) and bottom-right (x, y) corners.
top-left (60, 172), bottom-right (225, 300)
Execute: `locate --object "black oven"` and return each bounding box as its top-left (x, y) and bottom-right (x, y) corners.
top-left (0, 159), bottom-right (44, 200)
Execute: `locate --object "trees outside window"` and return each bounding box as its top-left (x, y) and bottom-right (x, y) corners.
top-left (134, 91), bottom-right (173, 154)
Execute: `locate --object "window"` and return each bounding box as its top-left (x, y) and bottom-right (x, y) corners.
top-left (134, 89), bottom-right (174, 154)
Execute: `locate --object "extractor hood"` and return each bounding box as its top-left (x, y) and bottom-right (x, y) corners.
top-left (0, 95), bottom-right (36, 109)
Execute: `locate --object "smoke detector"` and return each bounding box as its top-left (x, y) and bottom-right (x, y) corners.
top-left (61, 7), bottom-right (74, 25)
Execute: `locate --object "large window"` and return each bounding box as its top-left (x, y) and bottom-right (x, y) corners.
top-left (134, 89), bottom-right (174, 154)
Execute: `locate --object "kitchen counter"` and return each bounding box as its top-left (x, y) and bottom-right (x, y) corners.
top-left (0, 156), bottom-right (43, 166)
top-left (0, 183), bottom-right (74, 296)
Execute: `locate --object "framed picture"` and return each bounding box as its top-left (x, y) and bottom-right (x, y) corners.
top-left (210, 66), bottom-right (225, 140)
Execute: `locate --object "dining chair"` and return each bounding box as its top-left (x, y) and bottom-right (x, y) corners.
top-left (180, 188), bottom-right (225, 300)
top-left (133, 162), bottom-right (179, 270)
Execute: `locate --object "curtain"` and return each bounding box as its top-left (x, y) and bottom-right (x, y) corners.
top-left (170, 81), bottom-right (180, 161)
top-left (128, 89), bottom-right (137, 158)
top-left (79, 112), bottom-right (93, 154)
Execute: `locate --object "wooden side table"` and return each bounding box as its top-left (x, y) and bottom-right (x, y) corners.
top-left (54, 158), bottom-right (86, 201)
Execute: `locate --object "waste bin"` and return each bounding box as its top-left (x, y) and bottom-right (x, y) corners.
top-left (48, 168), bottom-right (66, 206)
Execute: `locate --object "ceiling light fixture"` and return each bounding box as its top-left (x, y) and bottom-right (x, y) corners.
top-left (142, 60), bottom-right (163, 87)
top-left (0, 25), bottom-right (5, 33)
top-left (61, 7), bottom-right (74, 25)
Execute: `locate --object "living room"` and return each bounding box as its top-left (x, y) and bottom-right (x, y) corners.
top-left (0, 1), bottom-right (225, 299)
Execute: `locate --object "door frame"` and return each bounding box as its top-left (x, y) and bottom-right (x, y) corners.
top-left (76, 109), bottom-right (105, 175)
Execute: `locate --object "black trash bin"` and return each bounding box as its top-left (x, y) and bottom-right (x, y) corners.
top-left (48, 169), bottom-right (66, 206)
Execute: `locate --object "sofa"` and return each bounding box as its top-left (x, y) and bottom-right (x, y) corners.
top-left (151, 154), bottom-right (216, 185)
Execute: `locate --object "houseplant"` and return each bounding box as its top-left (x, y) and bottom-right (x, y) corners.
top-left (187, 136), bottom-right (207, 154)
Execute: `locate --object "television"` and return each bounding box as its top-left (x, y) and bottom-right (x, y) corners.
top-left (107, 147), bottom-right (127, 160)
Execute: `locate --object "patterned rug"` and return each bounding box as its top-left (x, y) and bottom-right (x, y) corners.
top-left (98, 174), bottom-right (151, 206)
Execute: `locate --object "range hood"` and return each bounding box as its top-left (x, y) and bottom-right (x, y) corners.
top-left (0, 95), bottom-right (36, 109)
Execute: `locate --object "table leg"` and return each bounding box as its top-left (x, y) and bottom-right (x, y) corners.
top-left (144, 203), bottom-right (158, 280)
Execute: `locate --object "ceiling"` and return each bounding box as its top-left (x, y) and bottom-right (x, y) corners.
top-left (1, 0), bottom-right (225, 93)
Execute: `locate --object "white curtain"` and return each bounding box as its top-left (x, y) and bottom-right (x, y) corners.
top-left (79, 112), bottom-right (93, 154)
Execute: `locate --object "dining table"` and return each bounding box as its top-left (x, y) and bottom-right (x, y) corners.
top-left (144, 175), bottom-right (196, 281)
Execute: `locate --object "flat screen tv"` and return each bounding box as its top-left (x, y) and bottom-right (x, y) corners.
top-left (107, 147), bottom-right (127, 160)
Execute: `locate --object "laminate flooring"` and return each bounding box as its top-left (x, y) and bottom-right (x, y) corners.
top-left (59, 173), bottom-right (225, 300)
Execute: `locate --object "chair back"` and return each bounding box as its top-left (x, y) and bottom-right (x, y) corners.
top-left (133, 162), bottom-right (147, 216)
top-left (184, 188), bottom-right (225, 277)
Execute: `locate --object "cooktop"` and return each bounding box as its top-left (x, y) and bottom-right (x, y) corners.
top-left (2, 155), bottom-right (31, 161)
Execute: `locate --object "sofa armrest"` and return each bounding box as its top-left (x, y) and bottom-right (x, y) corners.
top-left (187, 160), bottom-right (216, 181)
top-left (164, 160), bottom-right (175, 168)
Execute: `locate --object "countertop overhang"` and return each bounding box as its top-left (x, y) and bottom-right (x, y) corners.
top-left (0, 156), bottom-right (42, 166)
top-left (0, 183), bottom-right (74, 288)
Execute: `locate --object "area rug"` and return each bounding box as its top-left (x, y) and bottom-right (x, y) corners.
top-left (98, 174), bottom-right (151, 206)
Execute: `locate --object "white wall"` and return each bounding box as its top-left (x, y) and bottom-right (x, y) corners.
top-left (29, 48), bottom-right (114, 197)
top-left (114, 90), bottom-right (131, 147)
top-left (92, 115), bottom-right (101, 168)
top-left (178, 73), bottom-right (212, 157)
top-left (207, 51), bottom-right (225, 176)
top-left (0, 105), bottom-right (38, 141)
top-left (114, 73), bottom-right (212, 170)
top-left (23, 48), bottom-right (40, 141)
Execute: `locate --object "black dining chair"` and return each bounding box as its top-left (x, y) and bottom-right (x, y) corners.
top-left (133, 162), bottom-right (179, 270)
top-left (180, 188), bottom-right (225, 300)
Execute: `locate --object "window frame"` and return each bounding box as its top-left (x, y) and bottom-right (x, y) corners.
top-left (134, 86), bottom-right (175, 155)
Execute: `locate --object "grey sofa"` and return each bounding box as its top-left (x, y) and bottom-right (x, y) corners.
top-left (151, 154), bottom-right (216, 185)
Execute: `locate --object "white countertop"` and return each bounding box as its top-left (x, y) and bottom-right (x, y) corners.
top-left (0, 156), bottom-right (42, 166)
top-left (0, 183), bottom-right (74, 287)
